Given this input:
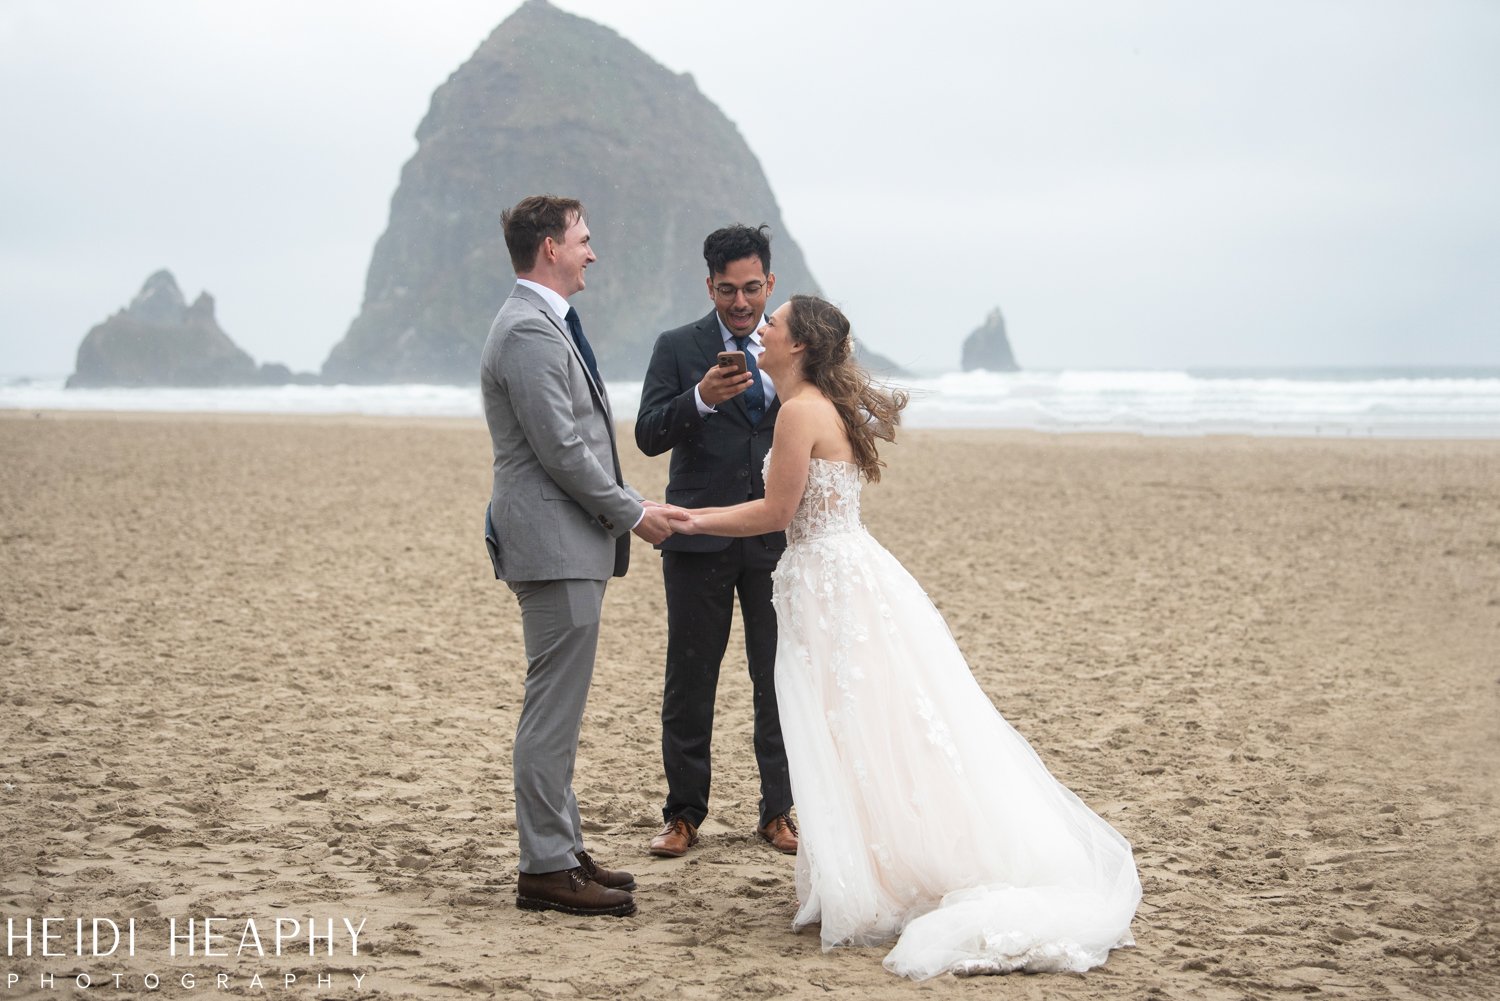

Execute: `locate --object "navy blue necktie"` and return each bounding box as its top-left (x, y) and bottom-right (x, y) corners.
top-left (734, 334), bottom-right (766, 425)
top-left (564, 306), bottom-right (603, 389)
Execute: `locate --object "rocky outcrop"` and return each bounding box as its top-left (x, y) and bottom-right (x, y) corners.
top-left (67, 271), bottom-right (315, 388)
top-left (323, 0), bottom-right (840, 384)
top-left (68, 271), bottom-right (261, 388)
top-left (960, 307), bottom-right (1019, 372)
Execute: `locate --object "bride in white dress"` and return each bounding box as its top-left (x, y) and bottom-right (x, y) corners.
top-left (674, 295), bottom-right (1141, 980)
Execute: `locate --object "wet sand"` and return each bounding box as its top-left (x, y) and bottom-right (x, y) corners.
top-left (1, 411), bottom-right (1496, 999)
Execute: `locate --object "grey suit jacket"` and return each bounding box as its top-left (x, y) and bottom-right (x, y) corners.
top-left (481, 284), bottom-right (643, 582)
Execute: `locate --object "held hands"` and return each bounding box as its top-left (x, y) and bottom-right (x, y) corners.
top-left (634, 500), bottom-right (692, 544)
top-left (670, 511), bottom-right (704, 535)
top-left (698, 364), bottom-right (754, 407)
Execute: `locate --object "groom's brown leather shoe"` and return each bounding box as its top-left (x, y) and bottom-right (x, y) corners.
top-left (757, 813), bottom-right (799, 855)
top-left (649, 816), bottom-right (699, 857)
top-left (516, 867), bottom-right (636, 917)
top-left (576, 849), bottom-right (636, 891)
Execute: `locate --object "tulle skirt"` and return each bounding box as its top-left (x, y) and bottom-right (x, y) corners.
top-left (771, 526), bottom-right (1141, 979)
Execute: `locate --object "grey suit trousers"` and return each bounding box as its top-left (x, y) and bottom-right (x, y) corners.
top-left (508, 576), bottom-right (608, 874)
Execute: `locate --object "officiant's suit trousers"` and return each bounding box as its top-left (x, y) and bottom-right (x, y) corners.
top-left (660, 541), bottom-right (788, 828)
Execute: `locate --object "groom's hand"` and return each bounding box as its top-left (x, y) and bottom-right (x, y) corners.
top-left (642, 503), bottom-right (698, 535)
top-left (699, 365), bottom-right (754, 407)
top-left (633, 504), bottom-right (680, 545)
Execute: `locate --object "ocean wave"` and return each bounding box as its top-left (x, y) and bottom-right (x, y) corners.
top-left (3, 372), bottom-right (1498, 438)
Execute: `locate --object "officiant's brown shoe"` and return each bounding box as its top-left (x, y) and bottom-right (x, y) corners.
top-left (516, 867), bottom-right (636, 917)
top-left (757, 813), bottom-right (798, 854)
top-left (649, 816), bottom-right (699, 857)
top-left (576, 849), bottom-right (636, 891)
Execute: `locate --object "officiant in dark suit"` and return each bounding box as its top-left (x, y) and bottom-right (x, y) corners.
top-left (634, 225), bottom-right (797, 858)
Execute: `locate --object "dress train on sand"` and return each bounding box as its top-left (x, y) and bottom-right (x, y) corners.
top-left (770, 456), bottom-right (1141, 979)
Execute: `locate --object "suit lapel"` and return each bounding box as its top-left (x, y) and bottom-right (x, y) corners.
top-left (509, 287), bottom-right (622, 484)
top-left (694, 311), bottom-right (725, 372)
top-left (513, 286), bottom-right (611, 421)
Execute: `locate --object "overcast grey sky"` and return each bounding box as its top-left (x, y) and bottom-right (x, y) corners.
top-left (3, 0), bottom-right (1497, 377)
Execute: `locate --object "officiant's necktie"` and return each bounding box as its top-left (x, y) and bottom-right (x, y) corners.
top-left (733, 334), bottom-right (766, 425)
top-left (564, 306), bottom-right (603, 390)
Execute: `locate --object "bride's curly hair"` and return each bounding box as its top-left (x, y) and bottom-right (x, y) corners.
top-left (786, 295), bottom-right (909, 482)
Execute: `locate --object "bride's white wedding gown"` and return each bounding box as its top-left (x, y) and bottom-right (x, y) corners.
top-left (771, 456), bottom-right (1141, 979)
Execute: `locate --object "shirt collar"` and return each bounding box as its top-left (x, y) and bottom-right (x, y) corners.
top-left (717, 310), bottom-right (767, 347)
top-left (515, 278), bottom-right (571, 326)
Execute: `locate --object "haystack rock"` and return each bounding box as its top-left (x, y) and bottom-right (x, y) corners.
top-left (323, 0), bottom-right (902, 383)
top-left (960, 307), bottom-right (1020, 372)
top-left (67, 271), bottom-right (260, 388)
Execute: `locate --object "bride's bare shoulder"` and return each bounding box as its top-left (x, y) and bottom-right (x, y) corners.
top-left (779, 392), bottom-right (853, 461)
top-left (777, 391), bottom-right (839, 425)
top-left (779, 387), bottom-right (836, 411)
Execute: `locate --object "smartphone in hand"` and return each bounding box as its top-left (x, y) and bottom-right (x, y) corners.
top-left (716, 350), bottom-right (747, 375)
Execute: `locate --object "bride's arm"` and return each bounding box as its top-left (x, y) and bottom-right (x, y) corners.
top-left (677, 402), bottom-right (815, 537)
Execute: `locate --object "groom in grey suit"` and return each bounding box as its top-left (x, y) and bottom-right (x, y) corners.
top-left (481, 195), bottom-right (681, 918)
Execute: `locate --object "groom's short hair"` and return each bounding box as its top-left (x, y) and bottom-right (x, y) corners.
top-left (502, 195), bottom-right (584, 274)
top-left (704, 224), bottom-right (772, 277)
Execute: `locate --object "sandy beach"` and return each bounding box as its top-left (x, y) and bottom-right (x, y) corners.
top-left (1, 411), bottom-right (1496, 1000)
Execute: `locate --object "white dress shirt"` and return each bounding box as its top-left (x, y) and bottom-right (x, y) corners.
top-left (516, 278), bottom-right (571, 325)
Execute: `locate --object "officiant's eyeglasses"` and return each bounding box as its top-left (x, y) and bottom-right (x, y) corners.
top-left (713, 281), bottom-right (766, 300)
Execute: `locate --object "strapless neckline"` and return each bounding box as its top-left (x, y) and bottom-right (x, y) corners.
top-left (770, 450), bottom-right (863, 546)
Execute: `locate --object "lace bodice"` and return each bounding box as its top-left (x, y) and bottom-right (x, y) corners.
top-left (779, 454), bottom-right (864, 545)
